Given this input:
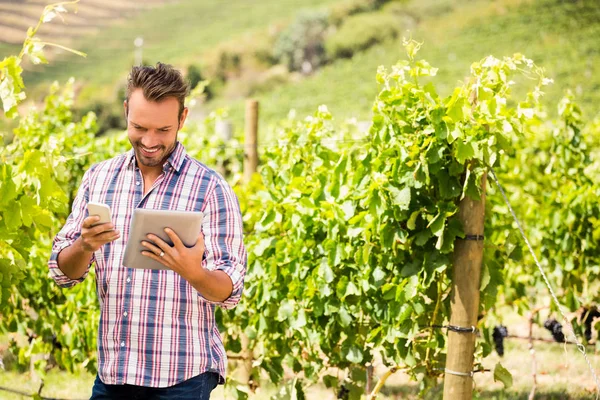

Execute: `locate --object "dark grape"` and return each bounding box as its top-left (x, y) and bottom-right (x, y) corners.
top-left (544, 319), bottom-right (565, 343)
top-left (493, 325), bottom-right (508, 356)
top-left (581, 307), bottom-right (600, 342)
top-left (337, 384), bottom-right (349, 400)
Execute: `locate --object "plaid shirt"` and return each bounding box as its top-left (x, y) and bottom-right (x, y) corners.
top-left (48, 142), bottom-right (246, 387)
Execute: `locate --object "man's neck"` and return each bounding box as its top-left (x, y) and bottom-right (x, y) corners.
top-left (136, 159), bottom-right (164, 182)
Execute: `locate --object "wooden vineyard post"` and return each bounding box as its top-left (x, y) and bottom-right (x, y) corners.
top-left (443, 172), bottom-right (487, 400)
top-left (240, 99), bottom-right (258, 390)
top-left (366, 364), bottom-right (374, 395)
top-left (215, 119), bottom-right (233, 177)
top-left (244, 99), bottom-right (259, 184)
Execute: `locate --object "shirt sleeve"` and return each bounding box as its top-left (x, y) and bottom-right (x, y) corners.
top-left (48, 167), bottom-right (95, 288)
top-left (199, 177), bottom-right (247, 309)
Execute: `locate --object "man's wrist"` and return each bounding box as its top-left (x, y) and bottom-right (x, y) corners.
top-left (187, 264), bottom-right (207, 287)
top-left (75, 236), bottom-right (95, 255)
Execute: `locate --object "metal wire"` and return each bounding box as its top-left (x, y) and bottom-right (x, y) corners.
top-left (433, 367), bottom-right (490, 377)
top-left (431, 324), bottom-right (478, 334)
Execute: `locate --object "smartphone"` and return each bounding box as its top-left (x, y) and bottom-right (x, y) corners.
top-left (87, 202), bottom-right (112, 226)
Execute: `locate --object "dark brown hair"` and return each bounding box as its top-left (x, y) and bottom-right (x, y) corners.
top-left (126, 62), bottom-right (190, 119)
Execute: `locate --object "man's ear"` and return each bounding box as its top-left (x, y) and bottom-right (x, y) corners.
top-left (179, 107), bottom-right (189, 129)
top-left (123, 100), bottom-right (128, 120)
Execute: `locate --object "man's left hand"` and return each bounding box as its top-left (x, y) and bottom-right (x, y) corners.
top-left (141, 228), bottom-right (204, 281)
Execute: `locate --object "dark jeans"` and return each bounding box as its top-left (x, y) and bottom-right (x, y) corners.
top-left (90, 372), bottom-right (219, 400)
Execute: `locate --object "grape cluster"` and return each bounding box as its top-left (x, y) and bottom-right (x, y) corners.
top-left (544, 319), bottom-right (565, 343)
top-left (337, 384), bottom-right (349, 400)
top-left (582, 307), bottom-right (600, 342)
top-left (493, 325), bottom-right (509, 356)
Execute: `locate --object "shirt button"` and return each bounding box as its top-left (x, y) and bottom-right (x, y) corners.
top-left (123, 311), bottom-right (128, 317)
top-left (135, 181), bottom-right (140, 186)
top-left (126, 277), bottom-right (131, 283)
top-left (120, 341), bottom-right (125, 347)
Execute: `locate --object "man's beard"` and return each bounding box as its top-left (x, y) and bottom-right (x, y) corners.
top-left (131, 139), bottom-right (176, 168)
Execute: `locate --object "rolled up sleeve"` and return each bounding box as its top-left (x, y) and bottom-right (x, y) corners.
top-left (48, 168), bottom-right (95, 288)
top-left (200, 178), bottom-right (247, 309)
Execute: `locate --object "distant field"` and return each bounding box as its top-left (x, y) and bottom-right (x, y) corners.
top-left (212, 0), bottom-right (600, 131)
top-left (2, 0), bottom-right (599, 137)
top-left (10, 0), bottom-right (341, 94)
top-left (0, 0), bottom-right (172, 47)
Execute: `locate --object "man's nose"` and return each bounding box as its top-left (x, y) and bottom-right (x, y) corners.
top-left (141, 134), bottom-right (162, 148)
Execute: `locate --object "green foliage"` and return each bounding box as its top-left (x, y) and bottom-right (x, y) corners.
top-left (218, 0), bottom-right (600, 128)
top-left (493, 362), bottom-right (513, 388)
top-left (3, 4), bottom-right (600, 398)
top-left (0, 2), bottom-right (97, 376)
top-left (180, 111), bottom-right (245, 183)
top-left (325, 11), bottom-right (400, 59)
top-left (74, 100), bottom-right (126, 135)
top-left (328, 0), bottom-right (396, 26)
top-left (187, 64), bottom-right (213, 100)
top-left (224, 41), bottom-right (552, 397)
top-left (0, 2), bottom-right (85, 118)
top-left (1, 79), bottom-right (98, 374)
top-left (487, 91), bottom-right (600, 317)
top-left (273, 11), bottom-right (330, 73)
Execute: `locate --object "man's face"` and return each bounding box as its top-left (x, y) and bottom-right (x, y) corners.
top-left (125, 89), bottom-right (188, 169)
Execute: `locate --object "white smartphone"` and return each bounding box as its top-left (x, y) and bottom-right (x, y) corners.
top-left (87, 202), bottom-right (112, 226)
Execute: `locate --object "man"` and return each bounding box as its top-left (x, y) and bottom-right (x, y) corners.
top-left (48, 63), bottom-right (246, 400)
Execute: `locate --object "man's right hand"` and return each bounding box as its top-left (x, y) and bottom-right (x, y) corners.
top-left (57, 217), bottom-right (120, 280)
top-left (79, 216), bottom-right (120, 253)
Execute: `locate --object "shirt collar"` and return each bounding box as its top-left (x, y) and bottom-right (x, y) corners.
top-left (125, 141), bottom-right (186, 173)
top-left (166, 141), bottom-right (186, 173)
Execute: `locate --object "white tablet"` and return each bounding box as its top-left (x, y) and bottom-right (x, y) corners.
top-left (122, 208), bottom-right (204, 270)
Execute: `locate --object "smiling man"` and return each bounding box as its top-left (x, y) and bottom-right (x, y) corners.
top-left (48, 63), bottom-right (246, 400)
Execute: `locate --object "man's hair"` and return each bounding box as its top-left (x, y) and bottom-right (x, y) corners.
top-left (126, 62), bottom-right (190, 119)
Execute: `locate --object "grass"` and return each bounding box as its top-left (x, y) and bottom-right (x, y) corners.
top-left (5, 0), bottom-right (600, 136)
top-left (1, 333), bottom-right (598, 399)
top-left (210, 0), bottom-right (600, 135)
top-left (11, 0), bottom-right (341, 93)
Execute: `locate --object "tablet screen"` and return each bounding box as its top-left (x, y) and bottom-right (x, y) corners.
top-left (122, 208), bottom-right (204, 270)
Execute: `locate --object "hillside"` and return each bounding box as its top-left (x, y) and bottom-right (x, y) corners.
top-left (2, 0), bottom-right (599, 135)
top-left (0, 0), bottom-right (173, 47)
top-left (213, 0), bottom-right (600, 128)
top-left (6, 0), bottom-right (341, 94)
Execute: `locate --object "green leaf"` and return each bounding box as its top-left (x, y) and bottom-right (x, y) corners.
top-left (493, 362), bottom-right (513, 388)
top-left (277, 300), bottom-right (294, 322)
top-left (414, 230), bottom-right (432, 246)
top-left (323, 375), bottom-right (338, 389)
top-left (35, 210), bottom-right (53, 229)
top-left (428, 212), bottom-right (447, 237)
top-left (445, 88), bottom-right (465, 123)
top-left (339, 306), bottom-right (352, 327)
top-left (448, 127), bottom-right (462, 144)
top-left (388, 186), bottom-right (411, 210)
top-left (19, 195), bottom-right (36, 227)
top-left (4, 201), bottom-right (22, 230)
top-left (346, 346), bottom-right (363, 364)
top-left (455, 141), bottom-right (475, 164)
top-left (319, 258), bottom-right (334, 283)
top-left (345, 281), bottom-right (360, 298)
top-left (407, 211), bottom-right (420, 230)
top-left (290, 308), bottom-right (306, 330)
top-left (401, 259), bottom-right (420, 277)
top-left (258, 209), bottom-right (276, 229)
top-left (0, 56), bottom-right (26, 118)
top-left (253, 238), bottom-right (273, 257)
top-left (397, 304), bottom-right (413, 324)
